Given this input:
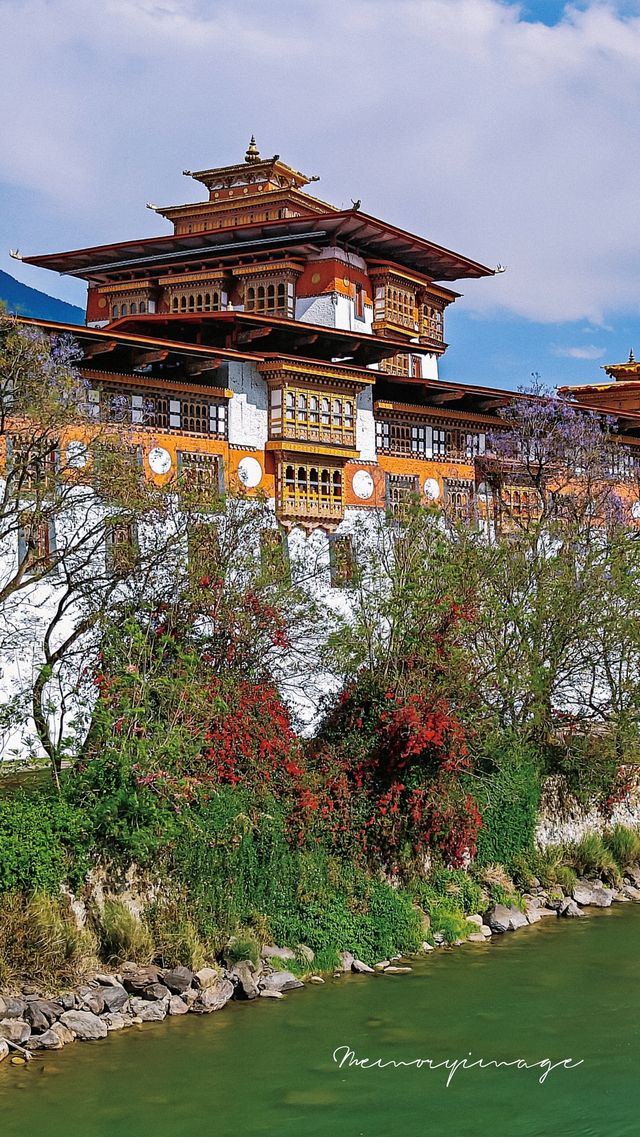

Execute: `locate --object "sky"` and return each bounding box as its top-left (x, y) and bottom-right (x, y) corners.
top-left (1, 0), bottom-right (639, 392)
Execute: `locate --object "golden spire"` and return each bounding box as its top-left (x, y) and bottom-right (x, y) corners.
top-left (244, 135), bottom-right (260, 164)
top-left (629, 348), bottom-right (636, 363)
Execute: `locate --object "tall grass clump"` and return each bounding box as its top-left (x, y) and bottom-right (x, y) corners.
top-left (95, 898), bottom-right (154, 965)
top-left (602, 824), bottom-right (640, 870)
top-left (565, 834), bottom-right (620, 885)
top-left (0, 892), bottom-right (96, 988)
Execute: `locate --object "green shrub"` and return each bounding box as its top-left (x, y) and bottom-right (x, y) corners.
top-left (95, 899), bottom-right (154, 965)
top-left (474, 735), bottom-right (542, 866)
top-left (223, 930), bottom-right (260, 968)
top-left (144, 898), bottom-right (209, 970)
top-left (0, 793), bottom-right (88, 894)
top-left (0, 892), bottom-right (96, 987)
top-left (603, 824), bottom-right (640, 869)
top-left (509, 851), bottom-right (538, 890)
top-left (555, 865), bottom-right (578, 894)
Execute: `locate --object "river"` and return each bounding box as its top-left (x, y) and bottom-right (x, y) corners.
top-left (1, 904), bottom-right (639, 1137)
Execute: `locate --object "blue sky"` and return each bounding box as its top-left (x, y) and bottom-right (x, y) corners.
top-left (1, 0), bottom-right (639, 393)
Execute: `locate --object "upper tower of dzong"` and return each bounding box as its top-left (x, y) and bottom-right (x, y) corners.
top-left (21, 139), bottom-right (495, 382)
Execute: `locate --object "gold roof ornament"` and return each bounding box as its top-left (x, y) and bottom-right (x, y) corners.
top-left (630, 349), bottom-right (636, 363)
top-left (244, 135), bottom-right (260, 164)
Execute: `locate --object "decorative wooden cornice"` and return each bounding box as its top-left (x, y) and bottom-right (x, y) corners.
top-left (232, 260), bottom-right (305, 279)
top-left (258, 358), bottom-right (374, 387)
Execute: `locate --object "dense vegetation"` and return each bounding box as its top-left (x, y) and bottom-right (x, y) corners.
top-left (2, 326), bottom-right (640, 987)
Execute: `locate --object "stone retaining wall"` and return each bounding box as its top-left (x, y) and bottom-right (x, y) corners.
top-left (535, 774), bottom-right (640, 847)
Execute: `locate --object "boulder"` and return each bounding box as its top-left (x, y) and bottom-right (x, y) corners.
top-left (194, 967), bottom-right (221, 990)
top-left (481, 925), bottom-right (493, 937)
top-left (77, 986), bottom-right (105, 1015)
top-left (259, 971), bottom-right (304, 993)
top-left (375, 960), bottom-right (392, 969)
top-left (27, 1028), bottom-right (65, 1050)
top-left (32, 1000), bottom-right (64, 1025)
top-left (421, 942), bottom-right (434, 952)
top-left (122, 967), bottom-right (160, 994)
top-left (48, 1021), bottom-right (75, 1045)
top-left (24, 1002), bottom-right (50, 1033)
top-left (141, 983), bottom-right (171, 1002)
top-left (191, 979), bottom-right (234, 1014)
top-left (161, 966), bottom-right (194, 994)
top-left (128, 998), bottom-right (167, 1022)
top-left (259, 989), bottom-right (284, 999)
top-left (486, 904), bottom-right (528, 933)
top-left (179, 987), bottom-right (199, 1007)
top-left (623, 883), bottom-right (640, 901)
top-left (0, 1040), bottom-right (9, 1063)
top-left (572, 880), bottom-right (614, 908)
top-left (1, 997), bottom-right (26, 1019)
top-left (167, 996), bottom-right (189, 1016)
top-left (296, 944), bottom-right (315, 964)
top-left (60, 1010), bottom-right (108, 1041)
top-left (559, 898), bottom-right (584, 918)
top-left (0, 1019), bottom-right (31, 1044)
top-left (309, 976), bottom-right (325, 984)
top-left (102, 1013), bottom-right (126, 1031)
top-left (466, 914), bottom-right (483, 927)
top-left (383, 966), bottom-right (412, 974)
top-left (525, 906), bottom-right (542, 925)
top-left (95, 973), bottom-right (120, 986)
top-left (260, 944), bottom-right (296, 962)
top-left (231, 961), bottom-right (259, 1000)
top-left (467, 933), bottom-right (487, 943)
top-left (535, 907), bottom-right (558, 919)
top-left (101, 984), bottom-right (129, 1013)
top-left (625, 864), bottom-right (640, 888)
top-left (352, 960), bottom-right (375, 974)
top-left (58, 992), bottom-right (76, 1011)
top-left (338, 951), bottom-right (355, 972)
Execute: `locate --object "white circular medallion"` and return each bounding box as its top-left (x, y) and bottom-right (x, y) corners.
top-left (66, 441), bottom-right (88, 469)
top-left (148, 446), bottom-right (172, 475)
top-left (237, 456), bottom-right (262, 488)
top-left (352, 469), bottom-right (374, 500)
top-left (632, 501), bottom-right (640, 520)
top-left (423, 477), bottom-right (441, 500)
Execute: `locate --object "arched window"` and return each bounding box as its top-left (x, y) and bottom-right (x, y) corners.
top-left (121, 303), bottom-right (128, 317)
top-left (285, 465), bottom-right (295, 491)
top-left (267, 284), bottom-right (275, 311)
top-left (246, 286), bottom-right (255, 311)
top-left (172, 296), bottom-right (178, 312)
top-left (196, 294), bottom-right (203, 311)
top-left (285, 391), bottom-right (295, 420)
top-left (139, 301), bottom-right (146, 314)
top-left (310, 395), bottom-right (319, 424)
top-left (130, 302), bottom-right (137, 315)
top-left (297, 466), bottom-right (307, 492)
top-left (277, 282), bottom-right (286, 311)
top-left (321, 398), bottom-right (330, 426)
top-left (180, 296), bottom-right (187, 312)
top-left (204, 293), bottom-right (211, 310)
top-left (298, 393), bottom-right (308, 422)
top-left (333, 471), bottom-right (343, 499)
top-left (332, 399), bottom-right (342, 427)
top-left (309, 468), bottom-right (319, 495)
top-left (257, 285), bottom-right (265, 310)
top-left (344, 401), bottom-right (354, 428)
top-left (112, 304), bottom-right (119, 319)
top-left (320, 469), bottom-right (331, 496)
top-left (212, 291), bottom-right (219, 310)
top-left (188, 294), bottom-right (195, 312)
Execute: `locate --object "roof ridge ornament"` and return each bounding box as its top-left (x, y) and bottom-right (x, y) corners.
top-left (245, 135), bottom-right (260, 164)
top-left (630, 348), bottom-right (636, 363)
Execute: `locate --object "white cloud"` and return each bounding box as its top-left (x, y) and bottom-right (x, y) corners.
top-left (554, 343), bottom-right (607, 358)
top-left (1, 0), bottom-right (640, 323)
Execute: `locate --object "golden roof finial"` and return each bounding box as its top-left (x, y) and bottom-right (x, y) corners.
top-left (629, 348), bottom-right (636, 364)
top-left (245, 135), bottom-right (260, 164)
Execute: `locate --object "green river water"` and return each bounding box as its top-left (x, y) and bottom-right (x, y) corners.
top-left (1, 904), bottom-right (638, 1137)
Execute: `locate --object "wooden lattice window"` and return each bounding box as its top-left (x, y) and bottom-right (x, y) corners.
top-left (444, 479), bottom-right (474, 521)
top-left (385, 473), bottom-right (420, 514)
top-left (18, 511), bottom-right (55, 573)
top-left (329, 534), bottom-right (357, 588)
top-left (273, 385), bottom-right (355, 446)
top-left (279, 462), bottom-right (344, 518)
top-left (8, 436), bottom-right (58, 495)
top-left (105, 520), bottom-right (138, 574)
top-left (177, 451), bottom-right (224, 507)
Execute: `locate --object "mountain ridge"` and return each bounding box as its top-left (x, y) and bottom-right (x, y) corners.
top-left (0, 268), bottom-right (84, 324)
